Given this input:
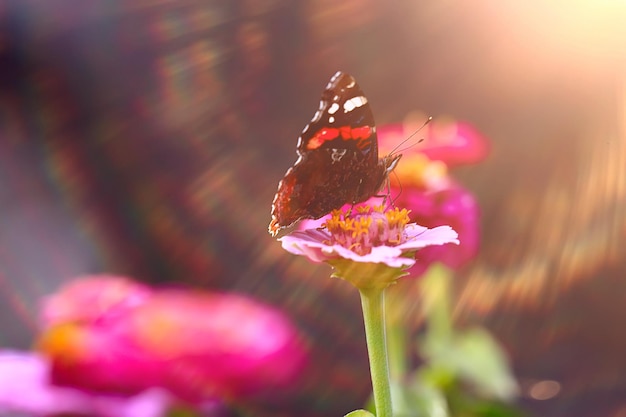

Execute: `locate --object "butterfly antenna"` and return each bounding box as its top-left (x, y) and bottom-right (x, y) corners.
top-left (388, 116), bottom-right (432, 155)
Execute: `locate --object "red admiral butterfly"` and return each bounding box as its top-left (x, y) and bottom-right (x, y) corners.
top-left (269, 71), bottom-right (402, 236)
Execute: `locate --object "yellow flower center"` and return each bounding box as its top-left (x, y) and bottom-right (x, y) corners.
top-left (36, 323), bottom-right (91, 364)
top-left (391, 153), bottom-right (449, 189)
top-left (323, 206), bottom-right (411, 255)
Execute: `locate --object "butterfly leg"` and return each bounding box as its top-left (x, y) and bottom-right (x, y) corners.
top-left (373, 174), bottom-right (398, 208)
top-left (346, 179), bottom-right (365, 216)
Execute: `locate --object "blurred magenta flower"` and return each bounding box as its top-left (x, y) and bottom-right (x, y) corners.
top-left (378, 120), bottom-right (489, 170)
top-left (37, 275), bottom-right (308, 405)
top-left (0, 350), bottom-right (173, 417)
top-left (393, 185), bottom-right (480, 275)
top-left (282, 207), bottom-right (458, 289)
top-left (419, 121), bottom-right (489, 166)
top-left (374, 120), bottom-right (488, 273)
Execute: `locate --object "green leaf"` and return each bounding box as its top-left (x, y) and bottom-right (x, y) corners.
top-left (453, 328), bottom-right (518, 399)
top-left (390, 378), bottom-right (450, 417)
top-left (417, 266), bottom-right (518, 401)
top-left (419, 266), bottom-right (454, 341)
top-left (422, 328), bottom-right (518, 400)
top-left (344, 409), bottom-right (376, 417)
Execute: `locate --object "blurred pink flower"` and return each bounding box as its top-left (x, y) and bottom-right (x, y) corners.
top-left (372, 120), bottom-right (488, 273)
top-left (41, 275), bottom-right (153, 327)
top-left (0, 350), bottom-right (173, 417)
top-left (394, 185), bottom-right (480, 275)
top-left (378, 121), bottom-right (489, 168)
top-left (38, 275), bottom-right (308, 404)
top-left (282, 207), bottom-right (459, 269)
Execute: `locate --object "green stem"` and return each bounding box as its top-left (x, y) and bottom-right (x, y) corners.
top-left (359, 287), bottom-right (393, 417)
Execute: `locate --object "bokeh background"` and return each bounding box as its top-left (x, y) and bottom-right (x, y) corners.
top-left (1, 0), bottom-right (625, 416)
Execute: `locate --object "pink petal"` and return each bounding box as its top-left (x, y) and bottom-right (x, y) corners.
top-left (280, 229), bottom-right (335, 263)
top-left (0, 351), bottom-right (91, 415)
top-left (399, 225), bottom-right (460, 250)
top-left (0, 351), bottom-right (173, 417)
top-left (280, 222), bottom-right (459, 269)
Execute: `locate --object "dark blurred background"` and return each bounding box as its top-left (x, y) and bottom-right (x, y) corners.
top-left (1, 0), bottom-right (625, 416)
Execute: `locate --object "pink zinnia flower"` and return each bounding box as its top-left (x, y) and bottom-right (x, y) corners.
top-left (37, 275), bottom-right (308, 405)
top-left (282, 206), bottom-right (458, 289)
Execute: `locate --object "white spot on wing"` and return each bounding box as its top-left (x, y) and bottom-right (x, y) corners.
top-left (343, 96), bottom-right (368, 113)
top-left (326, 72), bottom-right (341, 89)
top-left (328, 116), bottom-right (335, 123)
top-left (328, 102), bottom-right (340, 115)
top-left (311, 110), bottom-right (322, 123)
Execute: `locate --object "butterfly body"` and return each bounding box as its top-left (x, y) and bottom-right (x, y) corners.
top-left (269, 71), bottom-right (401, 236)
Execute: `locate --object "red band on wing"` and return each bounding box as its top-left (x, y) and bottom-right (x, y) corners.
top-left (306, 128), bottom-right (339, 149)
top-left (344, 126), bottom-right (372, 140)
top-left (307, 126), bottom-right (373, 150)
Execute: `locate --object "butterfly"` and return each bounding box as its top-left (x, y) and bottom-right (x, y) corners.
top-left (269, 71), bottom-right (401, 236)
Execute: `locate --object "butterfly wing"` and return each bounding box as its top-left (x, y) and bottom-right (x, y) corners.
top-left (269, 148), bottom-right (367, 236)
top-left (269, 72), bottom-right (391, 236)
top-left (297, 72), bottom-right (379, 160)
